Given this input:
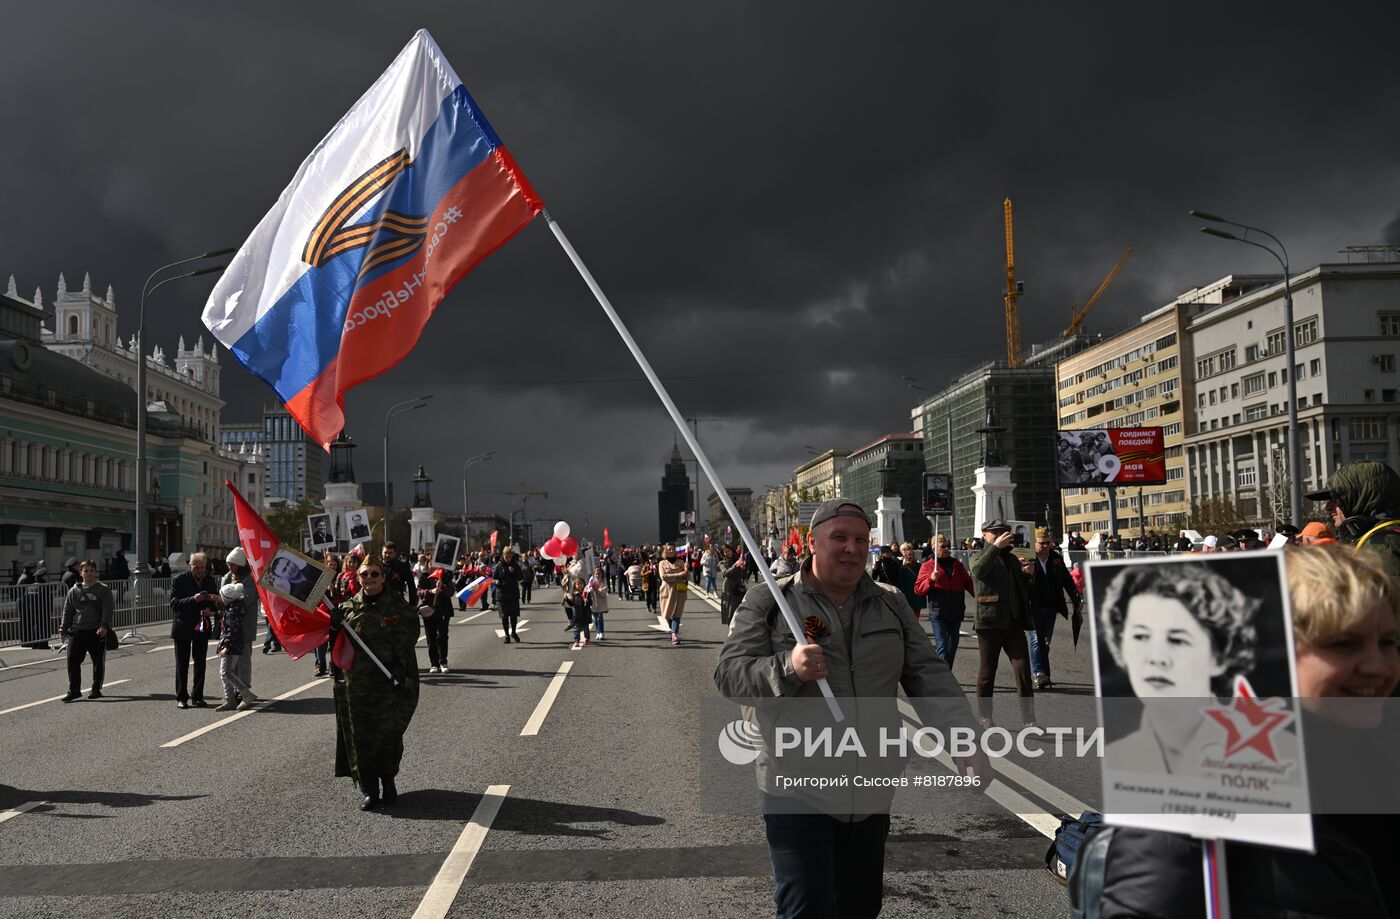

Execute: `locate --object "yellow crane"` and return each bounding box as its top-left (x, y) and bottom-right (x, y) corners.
top-left (1061, 246), bottom-right (1133, 340)
top-left (1003, 197), bottom-right (1023, 368)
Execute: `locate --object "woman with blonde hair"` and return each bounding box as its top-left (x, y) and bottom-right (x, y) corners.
top-left (657, 544), bottom-right (688, 645)
top-left (1094, 544), bottom-right (1400, 917)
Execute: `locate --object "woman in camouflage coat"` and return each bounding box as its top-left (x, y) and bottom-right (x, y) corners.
top-left (332, 555), bottom-right (421, 811)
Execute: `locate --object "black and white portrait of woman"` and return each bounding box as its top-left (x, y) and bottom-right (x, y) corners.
top-left (1089, 554), bottom-right (1294, 776)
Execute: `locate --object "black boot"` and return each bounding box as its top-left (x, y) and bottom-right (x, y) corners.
top-left (359, 777), bottom-right (380, 810)
top-left (381, 776), bottom-right (398, 805)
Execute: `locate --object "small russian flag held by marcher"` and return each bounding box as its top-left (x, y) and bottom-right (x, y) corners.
top-left (202, 29), bottom-right (542, 448)
top-left (457, 576), bottom-right (493, 606)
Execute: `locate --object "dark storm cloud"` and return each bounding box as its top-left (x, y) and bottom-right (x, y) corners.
top-left (4, 2), bottom-right (1399, 540)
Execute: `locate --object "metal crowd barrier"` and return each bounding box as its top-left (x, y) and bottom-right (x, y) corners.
top-left (0, 577), bottom-right (173, 667)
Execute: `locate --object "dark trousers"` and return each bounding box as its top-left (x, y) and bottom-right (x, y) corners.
top-left (521, 578), bottom-right (532, 604)
top-left (499, 612), bottom-right (519, 638)
top-left (174, 634), bottom-right (210, 702)
top-left (974, 626), bottom-right (1035, 723)
top-left (66, 630), bottom-right (105, 694)
top-left (425, 614), bottom-right (450, 666)
top-left (763, 805), bottom-right (890, 919)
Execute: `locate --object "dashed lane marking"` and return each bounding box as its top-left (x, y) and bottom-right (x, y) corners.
top-left (519, 661), bottom-right (573, 737)
top-left (410, 784), bottom-right (510, 919)
top-left (0, 801), bottom-right (46, 826)
top-left (453, 611), bottom-right (488, 625)
top-left (0, 680), bottom-right (132, 717)
top-left (160, 677), bottom-right (327, 749)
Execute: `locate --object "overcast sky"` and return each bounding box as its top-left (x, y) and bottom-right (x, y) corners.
top-left (5, 3), bottom-right (1398, 543)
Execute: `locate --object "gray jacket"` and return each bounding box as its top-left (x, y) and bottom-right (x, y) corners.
top-left (61, 581), bottom-right (114, 632)
top-left (714, 563), bottom-right (976, 814)
top-left (221, 570), bottom-right (259, 647)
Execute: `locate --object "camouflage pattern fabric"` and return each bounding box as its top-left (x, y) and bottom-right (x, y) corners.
top-left (333, 588), bottom-right (421, 783)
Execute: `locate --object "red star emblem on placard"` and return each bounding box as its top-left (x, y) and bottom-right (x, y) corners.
top-left (1203, 676), bottom-right (1293, 761)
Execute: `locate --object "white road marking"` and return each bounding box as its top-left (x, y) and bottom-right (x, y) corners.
top-left (453, 611), bottom-right (488, 625)
top-left (410, 784), bottom-right (510, 919)
top-left (0, 680), bottom-right (132, 716)
top-left (146, 645), bottom-right (174, 654)
top-left (493, 619), bottom-right (529, 638)
top-left (160, 677), bottom-right (327, 748)
top-left (899, 701), bottom-right (1082, 838)
top-left (648, 614), bottom-right (672, 633)
top-left (0, 654), bottom-right (77, 670)
top-left (987, 752), bottom-right (1093, 817)
top-left (519, 661), bottom-right (573, 736)
top-left (0, 800), bottom-right (46, 825)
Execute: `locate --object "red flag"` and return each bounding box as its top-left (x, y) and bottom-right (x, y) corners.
top-left (603, 528), bottom-right (611, 549)
top-left (787, 527), bottom-right (802, 551)
top-left (331, 628), bottom-right (355, 670)
top-left (490, 529), bottom-right (499, 551)
top-left (226, 482), bottom-right (333, 660)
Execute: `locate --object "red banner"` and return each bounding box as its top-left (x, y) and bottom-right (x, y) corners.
top-left (1056, 428), bottom-right (1167, 487)
top-left (603, 528), bottom-right (611, 549)
top-left (227, 482), bottom-right (334, 660)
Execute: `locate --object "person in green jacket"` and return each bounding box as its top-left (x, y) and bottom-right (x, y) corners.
top-left (332, 555), bottom-right (421, 811)
top-left (967, 519), bottom-right (1037, 728)
top-left (1306, 460), bottom-right (1400, 578)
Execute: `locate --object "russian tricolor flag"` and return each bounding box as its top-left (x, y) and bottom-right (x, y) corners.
top-left (457, 575), bottom-right (493, 605)
top-left (202, 30), bottom-right (542, 447)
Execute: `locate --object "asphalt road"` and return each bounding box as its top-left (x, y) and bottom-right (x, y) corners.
top-left (0, 581), bottom-right (1096, 918)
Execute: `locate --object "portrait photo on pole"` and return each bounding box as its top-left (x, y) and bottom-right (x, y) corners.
top-left (307, 512), bottom-right (335, 550)
top-left (345, 508), bottom-right (372, 543)
top-left (1085, 552), bottom-right (1312, 850)
top-left (259, 545), bottom-right (335, 612)
top-left (432, 533), bottom-right (461, 570)
top-left (922, 472), bottom-right (952, 513)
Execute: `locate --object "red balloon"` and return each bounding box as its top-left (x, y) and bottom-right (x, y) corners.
top-left (544, 537), bottom-right (563, 556)
top-left (559, 536), bottom-right (578, 557)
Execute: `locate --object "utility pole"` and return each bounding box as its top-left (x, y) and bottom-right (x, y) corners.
top-left (686, 416), bottom-right (718, 542)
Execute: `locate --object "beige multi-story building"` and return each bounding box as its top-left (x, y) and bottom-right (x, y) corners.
top-left (793, 449), bottom-right (850, 503)
top-left (1055, 276), bottom-right (1270, 537)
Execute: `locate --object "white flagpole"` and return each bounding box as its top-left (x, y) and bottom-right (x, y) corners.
top-left (543, 210), bottom-right (843, 722)
top-left (339, 622), bottom-right (398, 685)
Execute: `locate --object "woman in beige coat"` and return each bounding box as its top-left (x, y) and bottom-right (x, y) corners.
top-left (657, 544), bottom-right (689, 645)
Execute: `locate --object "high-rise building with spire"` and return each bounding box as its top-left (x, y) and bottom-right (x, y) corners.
top-left (656, 439), bottom-right (691, 544)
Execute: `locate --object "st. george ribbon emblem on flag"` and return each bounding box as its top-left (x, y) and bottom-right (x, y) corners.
top-left (202, 29), bottom-right (542, 448)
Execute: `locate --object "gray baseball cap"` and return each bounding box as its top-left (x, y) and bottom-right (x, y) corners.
top-left (808, 499), bottom-right (871, 531)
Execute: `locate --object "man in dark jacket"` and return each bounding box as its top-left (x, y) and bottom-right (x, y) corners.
top-left (60, 557), bottom-right (82, 590)
top-left (169, 551), bottom-right (221, 709)
top-left (59, 560), bottom-right (113, 702)
top-left (967, 520), bottom-right (1036, 727)
top-left (1025, 527), bottom-right (1081, 690)
top-left (1306, 459), bottom-right (1400, 577)
top-left (380, 541), bottom-right (415, 603)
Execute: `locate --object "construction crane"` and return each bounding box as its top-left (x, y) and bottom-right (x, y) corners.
top-left (1062, 247), bottom-right (1134, 340)
top-left (476, 488), bottom-right (548, 547)
top-left (1003, 197), bottom-right (1024, 368)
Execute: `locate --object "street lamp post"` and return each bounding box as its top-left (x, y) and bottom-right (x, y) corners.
top-left (1191, 210), bottom-right (1302, 525)
top-left (383, 395), bottom-right (433, 541)
top-left (461, 450), bottom-right (495, 522)
top-left (130, 250), bottom-right (231, 641)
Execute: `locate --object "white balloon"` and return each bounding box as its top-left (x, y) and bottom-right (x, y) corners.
top-left (553, 521), bottom-right (571, 539)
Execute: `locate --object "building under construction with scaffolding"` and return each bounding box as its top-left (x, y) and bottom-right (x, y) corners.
top-left (910, 340), bottom-right (1097, 543)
